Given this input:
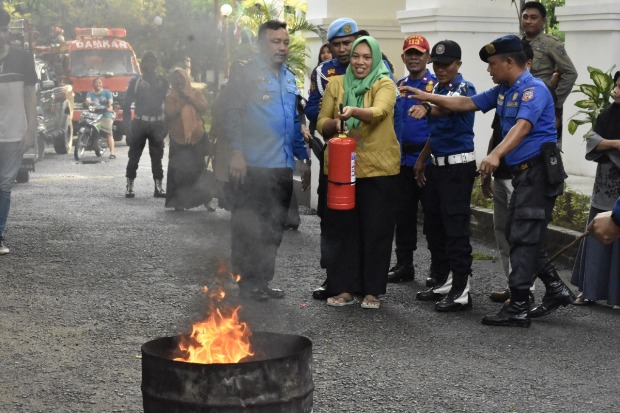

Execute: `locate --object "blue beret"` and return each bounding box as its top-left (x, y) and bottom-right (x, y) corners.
top-left (479, 35), bottom-right (523, 62)
top-left (327, 18), bottom-right (359, 42)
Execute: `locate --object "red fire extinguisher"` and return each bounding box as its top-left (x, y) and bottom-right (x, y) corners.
top-left (327, 104), bottom-right (356, 210)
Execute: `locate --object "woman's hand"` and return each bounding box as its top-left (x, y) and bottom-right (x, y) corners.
top-left (339, 106), bottom-right (356, 121)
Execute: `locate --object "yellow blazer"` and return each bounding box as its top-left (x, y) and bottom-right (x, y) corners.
top-left (317, 76), bottom-right (400, 178)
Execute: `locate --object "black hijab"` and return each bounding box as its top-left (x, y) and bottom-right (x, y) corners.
top-left (593, 71), bottom-right (620, 140)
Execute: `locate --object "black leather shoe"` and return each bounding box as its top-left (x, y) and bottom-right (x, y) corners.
top-left (530, 282), bottom-right (575, 318)
top-left (435, 292), bottom-right (472, 312)
top-left (482, 301), bottom-right (531, 327)
top-left (416, 288), bottom-right (445, 302)
top-left (387, 263), bottom-right (415, 283)
top-left (239, 287), bottom-right (269, 302)
top-left (426, 267), bottom-right (449, 288)
top-left (489, 288), bottom-right (511, 303)
top-left (312, 286), bottom-right (330, 300)
top-left (262, 286), bottom-right (285, 299)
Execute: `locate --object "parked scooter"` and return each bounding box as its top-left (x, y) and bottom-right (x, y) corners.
top-left (74, 105), bottom-right (108, 161)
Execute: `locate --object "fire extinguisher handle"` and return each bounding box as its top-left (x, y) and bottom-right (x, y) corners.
top-left (339, 103), bottom-right (345, 133)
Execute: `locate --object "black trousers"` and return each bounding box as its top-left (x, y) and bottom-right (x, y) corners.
top-left (126, 119), bottom-right (165, 180)
top-left (393, 165), bottom-right (444, 262)
top-left (324, 175), bottom-right (398, 296)
top-left (507, 162), bottom-right (562, 291)
top-left (230, 167), bottom-right (293, 289)
top-left (423, 162), bottom-right (476, 283)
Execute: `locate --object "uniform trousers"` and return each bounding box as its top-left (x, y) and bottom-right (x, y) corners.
top-left (423, 161), bottom-right (476, 282)
top-left (324, 175), bottom-right (398, 296)
top-left (393, 165), bottom-right (445, 266)
top-left (0, 142), bottom-right (23, 239)
top-left (126, 119), bottom-right (165, 180)
top-left (230, 167), bottom-right (293, 289)
top-left (491, 177), bottom-right (513, 279)
top-left (506, 162), bottom-right (562, 291)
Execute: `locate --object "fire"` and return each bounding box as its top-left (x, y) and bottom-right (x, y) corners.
top-left (174, 260), bottom-right (253, 364)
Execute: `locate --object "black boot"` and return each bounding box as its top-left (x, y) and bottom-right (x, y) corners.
top-left (434, 274), bottom-right (472, 312)
top-left (312, 279), bottom-right (329, 300)
top-left (426, 262), bottom-right (450, 287)
top-left (482, 289), bottom-right (531, 327)
top-left (387, 250), bottom-right (414, 283)
top-left (416, 271), bottom-right (451, 301)
top-left (530, 267), bottom-right (575, 318)
top-left (154, 179), bottom-right (166, 198)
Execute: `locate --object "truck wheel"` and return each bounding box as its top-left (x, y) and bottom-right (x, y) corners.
top-left (15, 169), bottom-right (29, 183)
top-left (54, 111), bottom-right (73, 154)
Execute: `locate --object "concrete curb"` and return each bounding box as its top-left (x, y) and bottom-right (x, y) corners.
top-left (470, 206), bottom-right (583, 269)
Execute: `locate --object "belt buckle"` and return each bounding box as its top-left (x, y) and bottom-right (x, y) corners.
top-left (517, 162), bottom-right (528, 171)
top-left (460, 153), bottom-right (467, 163)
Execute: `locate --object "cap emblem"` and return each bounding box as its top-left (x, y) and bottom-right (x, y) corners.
top-left (436, 44), bottom-right (445, 55)
top-left (485, 44), bottom-right (496, 54)
top-left (343, 24), bottom-right (352, 34)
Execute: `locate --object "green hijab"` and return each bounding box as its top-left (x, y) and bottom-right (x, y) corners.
top-left (343, 36), bottom-right (390, 131)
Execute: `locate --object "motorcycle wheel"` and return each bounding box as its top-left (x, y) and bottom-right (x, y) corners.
top-left (95, 136), bottom-right (107, 157)
top-left (74, 129), bottom-right (89, 161)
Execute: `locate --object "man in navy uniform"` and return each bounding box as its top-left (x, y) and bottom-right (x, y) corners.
top-left (410, 40), bottom-right (477, 312)
top-left (389, 35), bottom-right (443, 285)
top-left (409, 35), bottom-right (574, 327)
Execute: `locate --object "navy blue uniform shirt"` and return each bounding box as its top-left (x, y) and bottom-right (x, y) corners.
top-left (472, 70), bottom-right (556, 167)
top-left (428, 73), bottom-right (476, 156)
top-left (396, 69), bottom-right (436, 166)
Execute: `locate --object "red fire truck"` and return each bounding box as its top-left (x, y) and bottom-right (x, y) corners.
top-left (37, 27), bottom-right (140, 141)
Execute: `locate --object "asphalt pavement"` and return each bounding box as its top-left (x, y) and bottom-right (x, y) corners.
top-left (1, 142), bottom-right (618, 413)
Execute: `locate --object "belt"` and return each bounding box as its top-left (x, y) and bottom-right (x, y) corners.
top-left (432, 151), bottom-right (475, 166)
top-left (512, 155), bottom-right (544, 173)
top-left (402, 143), bottom-right (426, 154)
top-left (137, 115), bottom-right (163, 122)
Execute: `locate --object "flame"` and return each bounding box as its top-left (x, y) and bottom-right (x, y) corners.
top-left (174, 260), bottom-right (253, 364)
top-left (174, 306), bottom-right (253, 364)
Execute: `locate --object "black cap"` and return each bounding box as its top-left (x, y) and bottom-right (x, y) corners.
top-left (0, 8), bottom-right (10, 26)
top-left (479, 35), bottom-right (523, 63)
top-left (429, 40), bottom-right (461, 64)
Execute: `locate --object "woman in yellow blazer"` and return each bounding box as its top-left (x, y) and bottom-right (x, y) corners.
top-left (317, 36), bottom-right (400, 309)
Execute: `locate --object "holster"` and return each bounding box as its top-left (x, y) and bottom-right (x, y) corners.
top-left (540, 142), bottom-right (567, 185)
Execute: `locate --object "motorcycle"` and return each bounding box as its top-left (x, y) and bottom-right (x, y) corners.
top-left (74, 105), bottom-right (109, 161)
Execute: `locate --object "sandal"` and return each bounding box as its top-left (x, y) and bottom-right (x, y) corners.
top-left (327, 293), bottom-right (356, 307)
top-left (361, 296), bottom-right (381, 309)
top-left (109, 154), bottom-right (116, 159)
top-left (572, 292), bottom-right (594, 306)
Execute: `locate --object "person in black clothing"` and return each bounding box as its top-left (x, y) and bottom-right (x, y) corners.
top-left (123, 51), bottom-right (169, 198)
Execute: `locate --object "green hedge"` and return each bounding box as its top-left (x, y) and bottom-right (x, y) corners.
top-left (470, 177), bottom-right (590, 232)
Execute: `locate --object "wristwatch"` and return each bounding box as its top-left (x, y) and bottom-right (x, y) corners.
top-left (421, 102), bottom-right (432, 114)
top-left (301, 158), bottom-right (312, 166)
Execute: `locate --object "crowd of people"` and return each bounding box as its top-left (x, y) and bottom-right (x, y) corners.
top-left (2, 4), bottom-right (619, 326)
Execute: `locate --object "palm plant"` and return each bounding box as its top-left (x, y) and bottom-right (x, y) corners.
top-left (229, 0), bottom-right (320, 81)
top-left (568, 65), bottom-right (616, 140)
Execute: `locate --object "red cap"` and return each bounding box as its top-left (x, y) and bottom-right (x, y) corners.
top-left (403, 35), bottom-right (430, 53)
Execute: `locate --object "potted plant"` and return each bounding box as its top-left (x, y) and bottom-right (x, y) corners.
top-left (568, 65), bottom-right (616, 139)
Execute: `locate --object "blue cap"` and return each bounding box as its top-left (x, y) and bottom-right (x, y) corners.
top-left (479, 34), bottom-right (523, 62)
top-left (327, 18), bottom-right (359, 42)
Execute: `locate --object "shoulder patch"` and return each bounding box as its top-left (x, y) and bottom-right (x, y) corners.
top-left (522, 87), bottom-right (534, 102)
